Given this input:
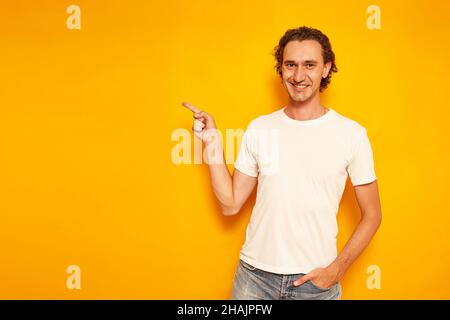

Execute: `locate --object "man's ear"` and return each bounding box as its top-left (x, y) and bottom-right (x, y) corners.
top-left (322, 61), bottom-right (332, 78)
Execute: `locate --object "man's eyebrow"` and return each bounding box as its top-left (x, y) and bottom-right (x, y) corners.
top-left (284, 59), bottom-right (318, 64)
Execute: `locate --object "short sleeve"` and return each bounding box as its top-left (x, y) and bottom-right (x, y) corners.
top-left (234, 121), bottom-right (259, 177)
top-left (347, 127), bottom-right (377, 186)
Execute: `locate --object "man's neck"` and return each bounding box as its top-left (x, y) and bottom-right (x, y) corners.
top-left (284, 98), bottom-right (328, 121)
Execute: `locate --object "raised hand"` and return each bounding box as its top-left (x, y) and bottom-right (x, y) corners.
top-left (181, 101), bottom-right (219, 145)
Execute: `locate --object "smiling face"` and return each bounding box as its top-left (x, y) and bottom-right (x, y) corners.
top-left (281, 40), bottom-right (331, 103)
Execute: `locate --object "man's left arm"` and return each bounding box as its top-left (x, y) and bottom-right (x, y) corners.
top-left (293, 180), bottom-right (382, 288)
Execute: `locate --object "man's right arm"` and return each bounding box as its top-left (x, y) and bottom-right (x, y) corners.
top-left (206, 146), bottom-right (257, 216)
top-left (182, 102), bottom-right (257, 216)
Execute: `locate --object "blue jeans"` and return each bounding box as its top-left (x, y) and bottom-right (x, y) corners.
top-left (231, 259), bottom-right (342, 300)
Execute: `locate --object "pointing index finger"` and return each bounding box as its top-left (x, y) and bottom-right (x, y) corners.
top-left (182, 102), bottom-right (201, 113)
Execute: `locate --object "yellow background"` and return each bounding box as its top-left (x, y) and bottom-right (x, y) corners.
top-left (1, 0), bottom-right (449, 299)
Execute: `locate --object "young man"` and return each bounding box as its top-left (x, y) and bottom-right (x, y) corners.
top-left (182, 26), bottom-right (382, 300)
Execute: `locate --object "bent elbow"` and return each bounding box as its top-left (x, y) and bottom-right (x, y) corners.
top-left (222, 206), bottom-right (240, 216)
top-left (370, 210), bottom-right (382, 231)
top-left (377, 211), bottom-right (382, 227)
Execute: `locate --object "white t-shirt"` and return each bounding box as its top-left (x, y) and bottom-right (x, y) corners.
top-left (234, 106), bottom-right (377, 274)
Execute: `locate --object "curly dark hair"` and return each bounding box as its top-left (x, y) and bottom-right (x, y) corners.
top-left (273, 26), bottom-right (338, 92)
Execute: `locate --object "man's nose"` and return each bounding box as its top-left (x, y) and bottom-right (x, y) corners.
top-left (293, 66), bottom-right (306, 82)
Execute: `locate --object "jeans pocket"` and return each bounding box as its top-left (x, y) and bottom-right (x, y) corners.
top-left (308, 280), bottom-right (333, 292)
top-left (240, 259), bottom-right (257, 271)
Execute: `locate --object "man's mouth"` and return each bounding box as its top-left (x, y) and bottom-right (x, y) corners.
top-left (290, 82), bottom-right (310, 89)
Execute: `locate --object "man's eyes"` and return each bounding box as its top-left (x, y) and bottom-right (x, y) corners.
top-left (285, 63), bottom-right (315, 68)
